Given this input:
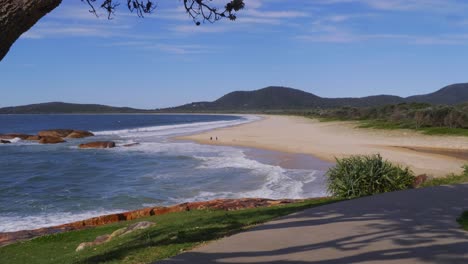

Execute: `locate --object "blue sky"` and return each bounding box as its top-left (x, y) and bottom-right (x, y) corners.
top-left (1, 0), bottom-right (468, 109)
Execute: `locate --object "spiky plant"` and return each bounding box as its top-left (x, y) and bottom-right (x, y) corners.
top-left (327, 154), bottom-right (415, 199)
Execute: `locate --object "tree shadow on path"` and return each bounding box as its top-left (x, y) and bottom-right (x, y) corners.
top-left (157, 184), bottom-right (468, 264)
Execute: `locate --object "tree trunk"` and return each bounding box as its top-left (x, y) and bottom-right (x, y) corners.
top-left (0, 0), bottom-right (62, 61)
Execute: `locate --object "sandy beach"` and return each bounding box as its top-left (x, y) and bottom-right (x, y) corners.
top-left (178, 115), bottom-right (468, 177)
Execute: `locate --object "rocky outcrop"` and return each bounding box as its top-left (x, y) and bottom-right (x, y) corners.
top-left (39, 136), bottom-right (65, 144)
top-left (1, 140), bottom-right (11, 144)
top-left (1, 129), bottom-right (93, 143)
top-left (0, 198), bottom-right (313, 246)
top-left (0, 133), bottom-right (33, 140)
top-left (66, 130), bottom-right (94, 139)
top-left (25, 135), bottom-right (41, 141)
top-left (38, 129), bottom-right (74, 138)
top-left (0, 0), bottom-right (62, 61)
top-left (76, 221), bottom-right (156, 252)
top-left (79, 141), bottom-right (116, 149)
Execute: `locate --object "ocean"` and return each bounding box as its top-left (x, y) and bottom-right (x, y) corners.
top-left (0, 114), bottom-right (329, 232)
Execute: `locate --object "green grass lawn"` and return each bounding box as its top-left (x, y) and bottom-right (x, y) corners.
top-left (0, 198), bottom-right (336, 264)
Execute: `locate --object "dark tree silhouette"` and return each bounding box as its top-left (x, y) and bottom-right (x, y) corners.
top-left (0, 0), bottom-right (245, 61)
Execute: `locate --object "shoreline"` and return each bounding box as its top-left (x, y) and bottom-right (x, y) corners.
top-left (177, 115), bottom-right (468, 177)
top-left (0, 198), bottom-right (313, 247)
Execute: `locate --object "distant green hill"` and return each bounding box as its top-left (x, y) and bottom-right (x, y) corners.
top-left (2, 83), bottom-right (467, 113)
top-left (406, 83), bottom-right (468, 105)
top-left (0, 102), bottom-right (150, 114)
top-left (167, 83), bottom-right (468, 111)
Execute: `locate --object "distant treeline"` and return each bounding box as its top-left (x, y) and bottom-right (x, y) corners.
top-left (281, 103), bottom-right (468, 130)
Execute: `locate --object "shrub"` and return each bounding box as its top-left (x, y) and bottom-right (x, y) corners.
top-left (327, 154), bottom-right (415, 199)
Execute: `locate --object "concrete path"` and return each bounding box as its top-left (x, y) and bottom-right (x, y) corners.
top-left (158, 184), bottom-right (468, 263)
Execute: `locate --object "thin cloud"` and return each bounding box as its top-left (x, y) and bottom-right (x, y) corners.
top-left (315, 0), bottom-right (468, 12)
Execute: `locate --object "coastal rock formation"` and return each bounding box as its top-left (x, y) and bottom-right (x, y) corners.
top-left (66, 130), bottom-right (94, 139)
top-left (76, 221), bottom-right (156, 252)
top-left (38, 129), bottom-right (74, 138)
top-left (1, 139), bottom-right (11, 144)
top-left (39, 136), bottom-right (65, 144)
top-left (0, 198), bottom-right (310, 246)
top-left (79, 141), bottom-right (116, 149)
top-left (25, 135), bottom-right (41, 141)
top-left (0, 133), bottom-right (33, 140)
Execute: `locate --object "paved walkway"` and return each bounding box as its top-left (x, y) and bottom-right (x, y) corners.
top-left (158, 184), bottom-right (468, 263)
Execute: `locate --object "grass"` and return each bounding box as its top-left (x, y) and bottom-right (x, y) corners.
top-left (313, 117), bottom-right (468, 137)
top-left (0, 198), bottom-right (336, 264)
top-left (422, 165), bottom-right (468, 187)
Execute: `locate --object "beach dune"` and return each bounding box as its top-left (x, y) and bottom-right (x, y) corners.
top-left (178, 115), bottom-right (468, 177)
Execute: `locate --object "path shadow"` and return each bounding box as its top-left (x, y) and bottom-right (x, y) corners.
top-left (156, 184), bottom-right (468, 263)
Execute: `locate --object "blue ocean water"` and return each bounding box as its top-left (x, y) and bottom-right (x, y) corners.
top-left (0, 114), bottom-right (328, 232)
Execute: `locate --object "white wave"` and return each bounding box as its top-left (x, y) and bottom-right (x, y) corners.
top-left (0, 209), bottom-right (125, 232)
top-left (93, 115), bottom-right (260, 138)
top-left (194, 150), bottom-right (327, 199)
top-left (0, 137), bottom-right (22, 143)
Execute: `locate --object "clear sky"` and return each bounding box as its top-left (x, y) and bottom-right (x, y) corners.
top-left (1, 0), bottom-right (468, 109)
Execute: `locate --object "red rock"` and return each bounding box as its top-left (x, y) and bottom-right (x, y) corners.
top-left (0, 133), bottom-right (33, 140)
top-left (66, 130), bottom-right (94, 139)
top-left (38, 129), bottom-right (74, 138)
top-left (25, 135), bottom-right (41, 141)
top-left (0, 197), bottom-right (318, 247)
top-left (79, 141), bottom-right (116, 149)
top-left (39, 136), bottom-right (65, 144)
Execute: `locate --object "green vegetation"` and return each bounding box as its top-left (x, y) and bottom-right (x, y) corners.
top-left (457, 211), bottom-right (468, 230)
top-left (326, 154), bottom-right (415, 199)
top-left (0, 198), bottom-right (335, 264)
top-left (423, 165), bottom-right (468, 187)
top-left (307, 103), bottom-right (468, 136)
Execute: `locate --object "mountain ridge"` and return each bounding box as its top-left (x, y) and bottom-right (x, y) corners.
top-left (169, 83), bottom-right (468, 111)
top-left (1, 83), bottom-right (467, 114)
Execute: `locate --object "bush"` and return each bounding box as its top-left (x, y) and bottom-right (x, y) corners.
top-left (327, 154), bottom-right (415, 199)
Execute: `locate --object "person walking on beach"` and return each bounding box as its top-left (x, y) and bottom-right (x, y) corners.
top-left (210, 137), bottom-right (213, 140)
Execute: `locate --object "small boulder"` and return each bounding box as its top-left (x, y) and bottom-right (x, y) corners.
top-left (121, 221), bottom-right (156, 236)
top-left (1, 140), bottom-right (11, 144)
top-left (39, 136), bottom-right (66, 144)
top-left (123, 143), bottom-right (140, 147)
top-left (66, 130), bottom-right (94, 139)
top-left (413, 174), bottom-right (428, 188)
top-left (75, 222), bottom-right (155, 252)
top-left (38, 129), bottom-right (74, 138)
top-left (79, 141), bottom-right (116, 149)
top-left (75, 234), bottom-right (111, 252)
